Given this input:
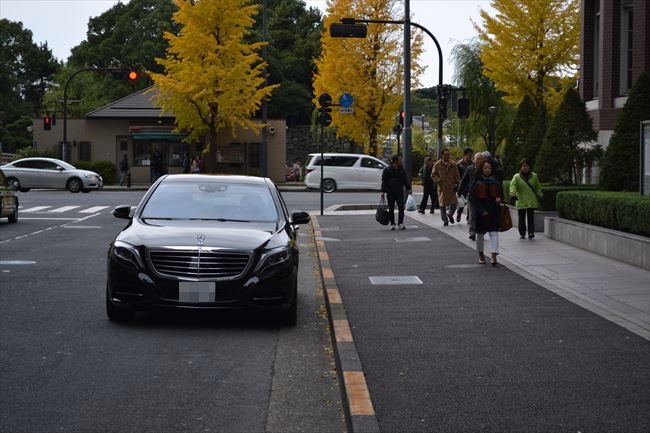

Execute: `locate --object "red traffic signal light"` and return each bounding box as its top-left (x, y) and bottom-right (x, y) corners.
top-left (43, 116), bottom-right (52, 130)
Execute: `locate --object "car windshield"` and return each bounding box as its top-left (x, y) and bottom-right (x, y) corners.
top-left (140, 180), bottom-right (279, 222)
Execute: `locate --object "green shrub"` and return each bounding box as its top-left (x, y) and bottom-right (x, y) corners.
top-left (12, 147), bottom-right (57, 160)
top-left (557, 191), bottom-right (650, 237)
top-left (71, 160), bottom-right (116, 185)
top-left (501, 181), bottom-right (600, 211)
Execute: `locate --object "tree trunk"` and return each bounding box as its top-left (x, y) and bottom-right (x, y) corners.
top-left (369, 127), bottom-right (378, 157)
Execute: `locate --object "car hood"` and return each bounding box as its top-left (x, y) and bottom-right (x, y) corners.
top-left (117, 219), bottom-right (279, 251)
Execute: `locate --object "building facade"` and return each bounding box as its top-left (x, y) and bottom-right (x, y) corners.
top-left (580, 0), bottom-right (650, 148)
top-left (32, 88), bottom-right (288, 184)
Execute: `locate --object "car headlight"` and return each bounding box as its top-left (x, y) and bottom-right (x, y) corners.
top-left (255, 246), bottom-right (292, 273)
top-left (111, 240), bottom-right (144, 269)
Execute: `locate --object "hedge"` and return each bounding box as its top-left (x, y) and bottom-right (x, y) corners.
top-left (71, 160), bottom-right (117, 185)
top-left (502, 181), bottom-right (600, 211)
top-left (556, 191), bottom-right (650, 237)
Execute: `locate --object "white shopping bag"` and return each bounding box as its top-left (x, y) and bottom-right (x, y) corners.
top-left (406, 194), bottom-right (417, 211)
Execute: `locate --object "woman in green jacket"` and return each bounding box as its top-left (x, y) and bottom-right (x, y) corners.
top-left (509, 158), bottom-right (543, 239)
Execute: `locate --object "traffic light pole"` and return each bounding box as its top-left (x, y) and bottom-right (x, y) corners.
top-left (63, 67), bottom-right (138, 162)
top-left (336, 17), bottom-right (444, 160)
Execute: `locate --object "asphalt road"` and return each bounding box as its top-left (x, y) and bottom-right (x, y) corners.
top-left (0, 189), bottom-right (348, 433)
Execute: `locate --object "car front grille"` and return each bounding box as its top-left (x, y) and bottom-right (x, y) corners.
top-left (148, 248), bottom-right (251, 280)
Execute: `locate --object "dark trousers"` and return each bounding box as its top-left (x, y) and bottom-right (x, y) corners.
top-left (419, 185), bottom-right (437, 212)
top-left (387, 191), bottom-right (405, 225)
top-left (518, 208), bottom-right (535, 236)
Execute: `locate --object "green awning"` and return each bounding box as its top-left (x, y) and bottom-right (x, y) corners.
top-left (131, 132), bottom-right (187, 141)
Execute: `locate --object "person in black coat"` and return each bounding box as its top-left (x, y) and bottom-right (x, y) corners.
top-left (469, 159), bottom-right (503, 266)
top-left (381, 155), bottom-right (412, 230)
top-left (418, 156), bottom-right (437, 214)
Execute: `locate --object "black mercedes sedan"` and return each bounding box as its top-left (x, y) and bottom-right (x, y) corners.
top-left (106, 174), bottom-right (310, 325)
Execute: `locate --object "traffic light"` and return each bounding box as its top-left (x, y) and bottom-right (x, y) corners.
top-left (112, 68), bottom-right (139, 81)
top-left (318, 93), bottom-right (332, 127)
top-left (399, 111), bottom-right (405, 127)
top-left (330, 23), bottom-right (367, 38)
top-left (43, 116), bottom-right (52, 130)
top-left (458, 97), bottom-right (470, 119)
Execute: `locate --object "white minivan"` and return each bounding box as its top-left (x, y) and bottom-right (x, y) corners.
top-left (303, 153), bottom-right (388, 192)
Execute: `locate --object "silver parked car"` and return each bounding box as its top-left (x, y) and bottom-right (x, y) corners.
top-left (1, 157), bottom-right (103, 193)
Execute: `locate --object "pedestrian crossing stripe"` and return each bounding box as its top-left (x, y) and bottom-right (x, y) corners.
top-left (79, 206), bottom-right (110, 214)
top-left (20, 205), bottom-right (111, 214)
top-left (48, 206), bottom-right (80, 213)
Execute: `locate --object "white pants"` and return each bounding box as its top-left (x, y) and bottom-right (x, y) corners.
top-left (476, 231), bottom-right (499, 254)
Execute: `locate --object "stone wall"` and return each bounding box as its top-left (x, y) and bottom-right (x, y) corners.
top-left (285, 125), bottom-right (364, 165)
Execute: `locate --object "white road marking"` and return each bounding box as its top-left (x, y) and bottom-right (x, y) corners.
top-left (63, 226), bottom-right (102, 229)
top-left (48, 206), bottom-right (80, 213)
top-left (79, 206), bottom-right (110, 214)
top-left (21, 206), bottom-right (52, 213)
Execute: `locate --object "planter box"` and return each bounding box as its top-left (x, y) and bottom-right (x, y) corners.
top-left (545, 217), bottom-right (650, 270)
top-left (507, 205), bottom-right (557, 233)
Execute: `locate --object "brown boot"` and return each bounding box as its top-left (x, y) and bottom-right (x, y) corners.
top-left (491, 253), bottom-right (498, 266)
top-left (478, 253), bottom-right (486, 264)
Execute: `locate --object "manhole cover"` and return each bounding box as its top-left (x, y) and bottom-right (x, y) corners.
top-left (369, 276), bottom-right (423, 285)
top-left (395, 237), bottom-right (430, 242)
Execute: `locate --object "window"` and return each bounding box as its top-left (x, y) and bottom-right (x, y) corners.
top-left (120, 140), bottom-right (128, 152)
top-left (593, 1), bottom-right (600, 96)
top-left (79, 142), bottom-right (91, 161)
top-left (361, 157), bottom-right (385, 169)
top-left (619, 0), bottom-right (634, 95)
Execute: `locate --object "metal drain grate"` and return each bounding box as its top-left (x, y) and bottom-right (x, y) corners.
top-left (369, 276), bottom-right (423, 285)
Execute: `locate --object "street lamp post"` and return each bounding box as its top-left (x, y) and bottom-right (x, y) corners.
top-left (488, 105), bottom-right (496, 155)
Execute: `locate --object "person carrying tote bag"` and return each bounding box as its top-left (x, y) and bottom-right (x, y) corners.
top-left (509, 158), bottom-right (543, 239)
top-left (469, 159), bottom-right (503, 266)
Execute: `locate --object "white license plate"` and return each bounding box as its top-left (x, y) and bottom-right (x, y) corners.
top-left (179, 281), bottom-right (216, 303)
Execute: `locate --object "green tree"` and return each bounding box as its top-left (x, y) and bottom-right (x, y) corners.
top-left (313, 0), bottom-right (425, 156)
top-left (474, 0), bottom-right (579, 110)
top-left (503, 95), bottom-right (538, 178)
top-left (43, 0), bottom-right (178, 119)
top-left (149, 0), bottom-right (277, 172)
top-left (600, 72), bottom-right (650, 191)
top-left (0, 19), bottom-right (60, 152)
top-left (450, 40), bottom-right (512, 155)
top-left (536, 87), bottom-right (596, 184)
top-left (250, 0), bottom-right (322, 125)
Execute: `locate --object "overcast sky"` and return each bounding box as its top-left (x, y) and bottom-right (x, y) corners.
top-left (1, 0), bottom-right (494, 88)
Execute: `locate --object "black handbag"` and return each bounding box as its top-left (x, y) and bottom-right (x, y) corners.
top-left (375, 196), bottom-right (390, 225)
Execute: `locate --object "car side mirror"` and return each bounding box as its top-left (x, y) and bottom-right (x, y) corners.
top-left (56, 166), bottom-right (65, 171)
top-left (112, 205), bottom-right (133, 220)
top-left (290, 211), bottom-right (311, 225)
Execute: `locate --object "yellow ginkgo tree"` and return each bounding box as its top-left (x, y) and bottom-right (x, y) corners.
top-left (474, 0), bottom-right (580, 111)
top-left (313, 0), bottom-right (424, 157)
top-left (148, 0), bottom-right (277, 171)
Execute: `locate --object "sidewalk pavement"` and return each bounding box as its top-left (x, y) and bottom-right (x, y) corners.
top-left (312, 207), bottom-right (649, 433)
top-left (319, 206), bottom-right (650, 340)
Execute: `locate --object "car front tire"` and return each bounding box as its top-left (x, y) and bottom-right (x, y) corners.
top-left (322, 178), bottom-right (337, 193)
top-left (67, 178), bottom-right (82, 193)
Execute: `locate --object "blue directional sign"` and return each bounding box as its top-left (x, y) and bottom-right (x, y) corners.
top-left (339, 93), bottom-right (354, 108)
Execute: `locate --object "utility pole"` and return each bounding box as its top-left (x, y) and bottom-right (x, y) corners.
top-left (403, 0), bottom-right (412, 177)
